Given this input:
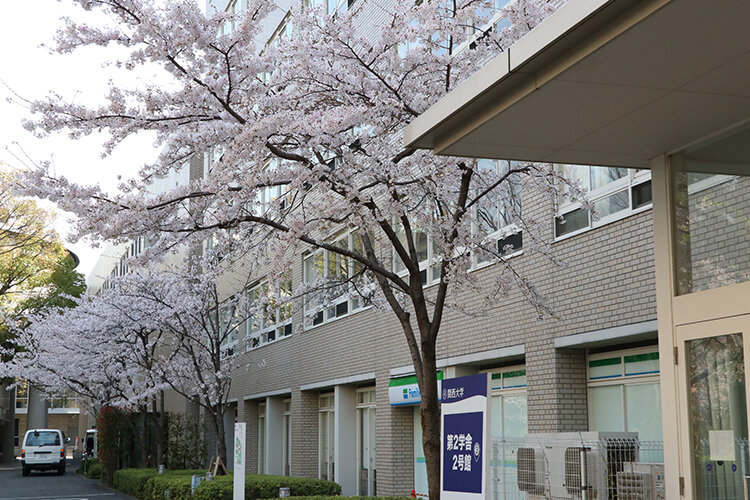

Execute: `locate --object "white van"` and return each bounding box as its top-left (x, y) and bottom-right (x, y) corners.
top-left (20, 429), bottom-right (66, 476)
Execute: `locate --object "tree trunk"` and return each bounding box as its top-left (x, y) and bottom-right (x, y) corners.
top-left (212, 404), bottom-right (227, 472)
top-left (420, 342), bottom-right (441, 500)
top-left (139, 407), bottom-right (148, 468)
top-left (151, 395), bottom-right (166, 468)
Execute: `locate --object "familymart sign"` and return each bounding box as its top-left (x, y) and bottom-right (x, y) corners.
top-left (388, 371), bottom-right (444, 406)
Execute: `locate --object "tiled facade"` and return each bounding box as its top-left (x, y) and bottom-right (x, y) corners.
top-left (201, 0), bottom-right (662, 496)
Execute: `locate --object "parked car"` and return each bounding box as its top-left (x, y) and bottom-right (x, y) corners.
top-left (20, 429), bottom-right (67, 476)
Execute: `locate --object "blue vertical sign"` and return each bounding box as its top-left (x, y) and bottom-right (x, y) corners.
top-left (440, 373), bottom-right (490, 500)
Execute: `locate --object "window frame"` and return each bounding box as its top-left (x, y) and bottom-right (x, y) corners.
top-left (302, 230), bottom-right (368, 328)
top-left (554, 166), bottom-right (653, 241)
top-left (587, 346), bottom-right (662, 447)
top-left (471, 159), bottom-right (524, 269)
top-left (245, 279), bottom-right (293, 351)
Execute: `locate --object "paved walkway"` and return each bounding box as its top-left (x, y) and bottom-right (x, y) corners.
top-left (0, 458), bottom-right (132, 500)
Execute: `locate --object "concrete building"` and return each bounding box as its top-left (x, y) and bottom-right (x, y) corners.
top-left (405, 0), bottom-right (750, 498)
top-left (204, 0), bottom-right (665, 498)
top-left (87, 0), bottom-right (750, 498)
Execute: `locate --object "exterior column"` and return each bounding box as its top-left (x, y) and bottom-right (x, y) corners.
top-left (223, 404), bottom-right (236, 470)
top-left (238, 399), bottom-right (258, 474)
top-left (375, 373), bottom-right (413, 496)
top-left (651, 154), bottom-right (681, 500)
top-left (0, 385), bottom-right (16, 463)
top-left (26, 386), bottom-right (48, 430)
top-left (291, 389), bottom-right (318, 478)
top-left (334, 385), bottom-right (356, 495)
top-left (526, 339), bottom-right (588, 433)
top-left (265, 397), bottom-right (283, 475)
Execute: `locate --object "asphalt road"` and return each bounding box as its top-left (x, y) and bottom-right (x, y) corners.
top-left (0, 459), bottom-right (132, 500)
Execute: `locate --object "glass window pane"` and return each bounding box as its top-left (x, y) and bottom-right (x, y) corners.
top-left (502, 395), bottom-right (527, 438)
top-left (624, 352), bottom-right (660, 376)
top-left (589, 357), bottom-right (622, 379)
top-left (415, 231), bottom-right (428, 262)
top-left (590, 166), bottom-right (628, 190)
top-left (624, 383), bottom-right (663, 444)
top-left (687, 333), bottom-right (746, 500)
top-left (304, 252), bottom-right (324, 282)
top-left (502, 370), bottom-right (526, 388)
top-left (555, 208), bottom-right (589, 237)
top-left (632, 180), bottom-right (652, 209)
top-left (672, 123), bottom-right (750, 295)
top-left (557, 164), bottom-right (591, 196)
top-left (594, 190), bottom-right (629, 219)
top-left (590, 385), bottom-right (625, 432)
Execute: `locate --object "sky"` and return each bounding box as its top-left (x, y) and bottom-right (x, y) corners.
top-left (0, 0), bottom-right (205, 280)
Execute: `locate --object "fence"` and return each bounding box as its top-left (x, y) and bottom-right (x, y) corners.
top-left (490, 434), bottom-right (664, 500)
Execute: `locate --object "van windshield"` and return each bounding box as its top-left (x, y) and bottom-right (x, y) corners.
top-left (25, 432), bottom-right (60, 446)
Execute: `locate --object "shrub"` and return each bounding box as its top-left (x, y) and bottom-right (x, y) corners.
top-left (112, 469), bottom-right (342, 500)
top-left (142, 473), bottom-right (194, 500)
top-left (287, 497), bottom-right (412, 500)
top-left (192, 473), bottom-right (342, 500)
top-left (113, 468), bottom-right (158, 498)
top-left (87, 460), bottom-right (104, 479)
top-left (113, 468), bottom-right (207, 500)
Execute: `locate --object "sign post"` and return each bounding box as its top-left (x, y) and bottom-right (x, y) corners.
top-left (440, 373), bottom-right (491, 500)
top-left (234, 422), bottom-right (246, 500)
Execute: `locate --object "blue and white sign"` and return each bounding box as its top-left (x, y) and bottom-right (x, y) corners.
top-left (440, 373), bottom-right (490, 500)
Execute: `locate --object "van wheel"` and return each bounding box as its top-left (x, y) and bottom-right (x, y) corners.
top-left (57, 464), bottom-right (66, 475)
top-left (22, 467), bottom-right (30, 476)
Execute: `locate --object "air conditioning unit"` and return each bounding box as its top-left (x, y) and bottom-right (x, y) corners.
top-left (517, 446), bottom-right (545, 496)
top-left (518, 432), bottom-right (639, 500)
top-left (616, 462), bottom-right (665, 500)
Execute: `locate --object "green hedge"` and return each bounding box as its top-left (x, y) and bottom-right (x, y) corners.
top-left (113, 469), bottom-right (206, 500)
top-left (77, 458), bottom-right (104, 479)
top-left (113, 469), bottom-right (158, 498)
top-left (192, 473), bottom-right (342, 500)
top-left (113, 469), bottom-right (342, 500)
top-left (278, 497), bottom-right (411, 500)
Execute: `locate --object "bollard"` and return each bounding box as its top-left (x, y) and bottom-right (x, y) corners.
top-left (158, 464), bottom-right (166, 474)
top-left (191, 475), bottom-right (203, 494)
top-left (206, 472), bottom-right (214, 481)
top-left (279, 487), bottom-right (291, 498)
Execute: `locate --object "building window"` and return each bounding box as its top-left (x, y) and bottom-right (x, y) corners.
top-left (392, 221), bottom-right (444, 287)
top-left (486, 366), bottom-right (527, 439)
top-left (282, 398), bottom-right (291, 476)
top-left (222, 0), bottom-right (244, 35)
top-left (15, 381), bottom-right (27, 410)
top-left (319, 394), bottom-right (335, 481)
top-left (483, 365), bottom-right (527, 500)
top-left (356, 388), bottom-right (377, 496)
top-left (303, 231), bottom-right (367, 327)
top-left (555, 165), bottom-right (651, 239)
top-left (246, 279), bottom-right (293, 351)
top-left (258, 402), bottom-right (266, 474)
top-left (219, 299), bottom-right (242, 356)
top-left (588, 347), bottom-right (663, 462)
top-left (474, 159), bottom-right (523, 266)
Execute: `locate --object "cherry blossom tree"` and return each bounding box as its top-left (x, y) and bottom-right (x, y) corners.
top-left (3, 260), bottom-right (253, 468)
top-left (14, 0), bottom-right (577, 496)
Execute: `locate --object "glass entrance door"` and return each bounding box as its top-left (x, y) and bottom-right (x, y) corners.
top-left (678, 316), bottom-right (750, 500)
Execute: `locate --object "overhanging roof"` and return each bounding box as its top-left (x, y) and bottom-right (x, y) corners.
top-left (404, 0), bottom-right (750, 169)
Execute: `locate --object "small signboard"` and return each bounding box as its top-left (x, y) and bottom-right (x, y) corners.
top-left (440, 373), bottom-right (490, 500)
top-left (234, 422), bottom-right (246, 500)
top-left (388, 371), bottom-right (444, 406)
